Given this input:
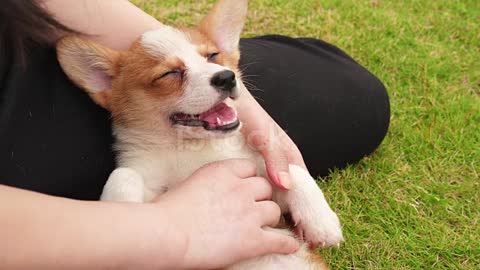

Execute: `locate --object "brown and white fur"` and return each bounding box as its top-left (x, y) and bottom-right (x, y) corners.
top-left (56, 0), bottom-right (343, 269)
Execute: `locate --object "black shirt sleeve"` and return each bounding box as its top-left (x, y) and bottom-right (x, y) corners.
top-left (0, 44), bottom-right (115, 200)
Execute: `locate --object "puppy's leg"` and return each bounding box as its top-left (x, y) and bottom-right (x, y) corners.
top-left (274, 165), bottom-right (344, 248)
top-left (100, 168), bottom-right (145, 202)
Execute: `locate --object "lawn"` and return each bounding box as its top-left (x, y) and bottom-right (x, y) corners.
top-left (132, 0), bottom-right (479, 269)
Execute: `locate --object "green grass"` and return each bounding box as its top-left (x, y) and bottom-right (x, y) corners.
top-left (132, 0), bottom-right (479, 269)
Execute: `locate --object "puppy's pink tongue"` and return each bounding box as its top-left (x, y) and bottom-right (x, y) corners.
top-left (199, 102), bottom-right (237, 127)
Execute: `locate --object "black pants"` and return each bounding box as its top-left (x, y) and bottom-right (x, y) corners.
top-left (0, 36), bottom-right (390, 200)
top-left (240, 36), bottom-right (390, 176)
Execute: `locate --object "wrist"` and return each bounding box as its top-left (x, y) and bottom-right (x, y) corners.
top-left (237, 85), bottom-right (273, 132)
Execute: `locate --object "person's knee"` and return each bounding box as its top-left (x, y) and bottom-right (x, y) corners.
top-left (353, 69), bottom-right (391, 158)
top-left (300, 68), bottom-right (390, 177)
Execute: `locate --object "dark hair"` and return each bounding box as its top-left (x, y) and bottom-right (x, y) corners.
top-left (0, 0), bottom-right (76, 64)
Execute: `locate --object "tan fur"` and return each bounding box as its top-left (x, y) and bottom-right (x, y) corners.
top-left (199, 0), bottom-right (248, 54)
top-left (110, 46), bottom-right (187, 130)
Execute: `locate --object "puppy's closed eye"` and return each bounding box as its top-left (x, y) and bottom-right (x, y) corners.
top-left (207, 52), bottom-right (220, 62)
top-left (153, 68), bottom-right (185, 84)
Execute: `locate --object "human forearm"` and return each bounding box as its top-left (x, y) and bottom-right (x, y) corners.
top-left (237, 87), bottom-right (278, 140)
top-left (42, 0), bottom-right (162, 50)
top-left (0, 185), bottom-right (183, 270)
top-left (237, 85), bottom-right (306, 189)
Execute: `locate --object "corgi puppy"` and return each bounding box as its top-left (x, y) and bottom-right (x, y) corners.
top-left (57, 0), bottom-right (343, 269)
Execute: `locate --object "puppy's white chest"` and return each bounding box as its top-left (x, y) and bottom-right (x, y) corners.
top-left (119, 135), bottom-right (262, 201)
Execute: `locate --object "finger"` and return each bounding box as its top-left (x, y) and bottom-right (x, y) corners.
top-left (255, 201), bottom-right (281, 227)
top-left (260, 228), bottom-right (300, 255)
top-left (244, 177), bottom-right (273, 201)
top-left (209, 159), bottom-right (258, 178)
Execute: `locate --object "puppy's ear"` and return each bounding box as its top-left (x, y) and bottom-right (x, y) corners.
top-left (57, 36), bottom-right (120, 110)
top-left (199, 0), bottom-right (248, 53)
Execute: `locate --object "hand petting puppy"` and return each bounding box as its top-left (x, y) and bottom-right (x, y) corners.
top-left (154, 159), bottom-right (300, 270)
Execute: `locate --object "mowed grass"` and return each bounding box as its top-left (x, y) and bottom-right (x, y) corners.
top-left (132, 0), bottom-right (479, 269)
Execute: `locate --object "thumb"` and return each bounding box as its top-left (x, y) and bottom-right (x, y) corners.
top-left (261, 229), bottom-right (300, 255)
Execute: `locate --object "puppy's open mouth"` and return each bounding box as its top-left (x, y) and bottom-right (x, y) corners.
top-left (170, 102), bottom-right (240, 131)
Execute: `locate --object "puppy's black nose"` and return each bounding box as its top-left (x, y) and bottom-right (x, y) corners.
top-left (211, 70), bottom-right (236, 93)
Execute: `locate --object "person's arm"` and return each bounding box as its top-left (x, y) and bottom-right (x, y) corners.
top-left (237, 86), bottom-right (307, 190)
top-left (42, 0), bottom-right (162, 50)
top-left (0, 160), bottom-right (298, 270)
top-left (0, 185), bottom-right (181, 270)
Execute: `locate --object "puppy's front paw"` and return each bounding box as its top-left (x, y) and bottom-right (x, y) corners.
top-left (101, 168), bottom-right (145, 202)
top-left (290, 200), bottom-right (343, 248)
top-left (286, 165), bottom-right (344, 248)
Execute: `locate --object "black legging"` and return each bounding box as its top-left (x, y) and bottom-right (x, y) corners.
top-left (240, 36), bottom-right (390, 176)
top-left (0, 36), bottom-right (389, 199)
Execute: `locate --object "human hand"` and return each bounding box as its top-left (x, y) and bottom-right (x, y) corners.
top-left (153, 159), bottom-right (299, 270)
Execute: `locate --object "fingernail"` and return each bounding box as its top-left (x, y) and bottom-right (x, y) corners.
top-left (278, 172), bottom-right (292, 190)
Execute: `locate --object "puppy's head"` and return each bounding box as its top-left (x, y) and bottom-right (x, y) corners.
top-left (57, 0), bottom-right (248, 139)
